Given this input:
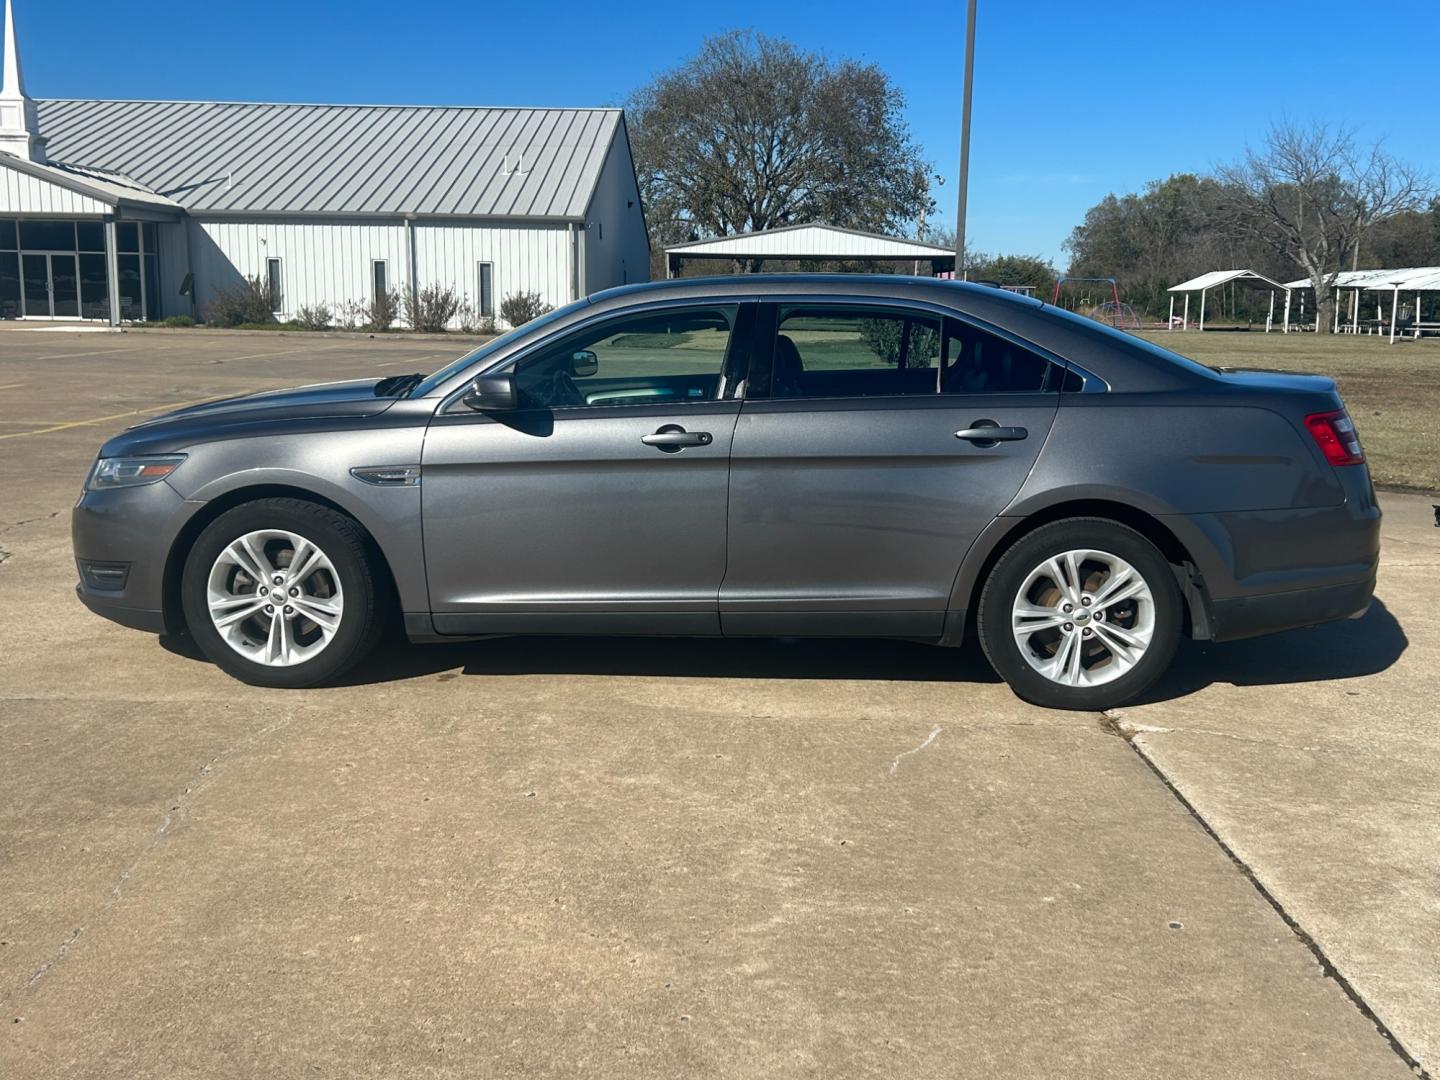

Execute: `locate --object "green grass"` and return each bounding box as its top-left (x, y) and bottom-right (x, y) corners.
top-left (1138, 330), bottom-right (1440, 492)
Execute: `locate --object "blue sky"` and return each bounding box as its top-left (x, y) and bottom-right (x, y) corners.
top-left (11, 0), bottom-right (1438, 265)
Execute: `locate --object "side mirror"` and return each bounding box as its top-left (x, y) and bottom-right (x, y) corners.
top-left (570, 349), bottom-right (598, 377)
top-left (462, 371), bottom-right (518, 411)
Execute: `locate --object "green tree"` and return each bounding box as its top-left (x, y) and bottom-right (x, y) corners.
top-left (629, 31), bottom-right (935, 275)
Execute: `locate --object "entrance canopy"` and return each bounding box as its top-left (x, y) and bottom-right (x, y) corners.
top-left (665, 224), bottom-right (955, 277)
top-left (1166, 269), bottom-right (1290, 332)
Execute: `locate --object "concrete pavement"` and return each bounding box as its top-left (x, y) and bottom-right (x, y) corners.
top-left (0, 326), bottom-right (1432, 1078)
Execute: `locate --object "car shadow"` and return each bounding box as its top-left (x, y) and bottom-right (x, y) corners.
top-left (162, 598), bottom-right (1406, 702)
top-left (329, 631), bottom-right (1004, 687)
top-left (1131, 596), bottom-right (1407, 705)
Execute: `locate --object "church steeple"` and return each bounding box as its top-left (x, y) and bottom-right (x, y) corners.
top-left (0, 0), bottom-right (46, 162)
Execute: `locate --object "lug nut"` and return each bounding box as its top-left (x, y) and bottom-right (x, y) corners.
top-left (259, 587), bottom-right (269, 596)
top-left (1081, 596), bottom-right (1092, 606)
top-left (1063, 622), bottom-right (1073, 632)
top-left (1082, 627), bottom-right (1092, 637)
top-left (272, 574), bottom-right (284, 585)
top-left (289, 587), bottom-right (299, 597)
top-left (1062, 603), bottom-right (1073, 613)
top-left (283, 605), bottom-right (294, 615)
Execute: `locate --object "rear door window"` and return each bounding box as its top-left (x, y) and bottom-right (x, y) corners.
top-left (941, 318), bottom-right (1058, 393)
top-left (769, 306), bottom-right (942, 398)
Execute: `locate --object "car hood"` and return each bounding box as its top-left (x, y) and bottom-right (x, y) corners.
top-left (99, 378), bottom-right (403, 457)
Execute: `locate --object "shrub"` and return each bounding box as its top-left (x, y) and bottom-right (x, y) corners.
top-left (161, 314), bottom-right (195, 327)
top-left (500, 290), bottom-right (552, 328)
top-left (366, 288), bottom-right (400, 332)
top-left (295, 303), bottom-right (332, 331)
top-left (334, 299), bottom-right (367, 331)
top-left (403, 284), bottom-right (461, 333)
top-left (206, 276), bottom-right (277, 326)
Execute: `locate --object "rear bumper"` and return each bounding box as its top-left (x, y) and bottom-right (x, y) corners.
top-left (1209, 574), bottom-right (1376, 642)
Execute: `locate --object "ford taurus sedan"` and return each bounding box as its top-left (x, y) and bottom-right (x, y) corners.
top-left (72, 276), bottom-right (1380, 709)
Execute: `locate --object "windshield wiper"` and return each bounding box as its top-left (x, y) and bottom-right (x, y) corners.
top-left (374, 372), bottom-right (424, 398)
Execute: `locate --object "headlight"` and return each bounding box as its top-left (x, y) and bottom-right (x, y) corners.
top-left (86, 454), bottom-right (186, 491)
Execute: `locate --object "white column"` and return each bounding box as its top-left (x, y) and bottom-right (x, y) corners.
top-left (1333, 293), bottom-right (1340, 333)
top-left (103, 219), bottom-right (121, 328)
top-left (1282, 289), bottom-right (1291, 333)
top-left (1168, 294), bottom-right (1175, 329)
top-left (1389, 287), bottom-right (1400, 344)
top-left (1351, 288), bottom-right (1359, 333)
top-left (1182, 293), bottom-right (1189, 330)
top-left (1267, 290), bottom-right (1275, 332)
top-left (1199, 287), bottom-right (1207, 331)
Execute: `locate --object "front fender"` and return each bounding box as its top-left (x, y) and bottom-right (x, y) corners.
top-left (166, 429), bottom-right (429, 613)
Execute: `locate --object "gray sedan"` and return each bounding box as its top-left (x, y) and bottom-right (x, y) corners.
top-left (72, 276), bottom-right (1380, 709)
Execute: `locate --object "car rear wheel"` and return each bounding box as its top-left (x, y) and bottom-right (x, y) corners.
top-left (977, 518), bottom-right (1182, 710)
top-left (181, 498), bottom-right (386, 688)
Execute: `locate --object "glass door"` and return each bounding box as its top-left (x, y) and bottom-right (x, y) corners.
top-left (51, 254), bottom-right (79, 318)
top-left (22, 253), bottom-right (49, 317)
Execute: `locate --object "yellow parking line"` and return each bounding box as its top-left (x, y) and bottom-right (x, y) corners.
top-left (0, 393), bottom-right (260, 441)
top-left (1, 347), bottom-right (138, 361)
top-left (0, 382), bottom-right (25, 390)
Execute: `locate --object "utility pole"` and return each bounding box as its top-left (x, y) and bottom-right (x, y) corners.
top-left (954, 0), bottom-right (977, 280)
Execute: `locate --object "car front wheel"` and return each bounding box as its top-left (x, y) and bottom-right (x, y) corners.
top-left (181, 497), bottom-right (386, 688)
top-left (977, 518), bottom-right (1182, 711)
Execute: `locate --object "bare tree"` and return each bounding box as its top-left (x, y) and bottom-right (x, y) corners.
top-left (1218, 122), bottom-right (1431, 332)
top-left (629, 31), bottom-right (934, 275)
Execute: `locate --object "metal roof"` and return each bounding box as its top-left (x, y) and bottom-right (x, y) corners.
top-left (1168, 269), bottom-right (1288, 293)
top-left (1284, 266), bottom-right (1440, 292)
top-left (32, 100), bottom-right (623, 219)
top-left (0, 151), bottom-right (182, 212)
top-left (666, 224), bottom-right (955, 259)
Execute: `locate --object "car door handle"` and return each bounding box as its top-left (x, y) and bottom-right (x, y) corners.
top-left (954, 425), bottom-right (1028, 443)
top-left (641, 426), bottom-right (713, 452)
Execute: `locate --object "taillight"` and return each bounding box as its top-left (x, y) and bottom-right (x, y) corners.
top-left (1303, 409), bottom-right (1365, 466)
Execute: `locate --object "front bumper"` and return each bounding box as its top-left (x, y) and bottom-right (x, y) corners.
top-left (71, 480), bottom-right (189, 635)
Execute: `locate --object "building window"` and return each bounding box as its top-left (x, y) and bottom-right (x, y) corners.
top-left (267, 258), bottom-right (284, 313)
top-left (477, 261), bottom-right (494, 317)
top-left (372, 260), bottom-right (387, 297)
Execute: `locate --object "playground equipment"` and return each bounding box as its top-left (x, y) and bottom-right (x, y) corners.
top-left (1088, 300), bottom-right (1142, 329)
top-left (1050, 275), bottom-right (1140, 328)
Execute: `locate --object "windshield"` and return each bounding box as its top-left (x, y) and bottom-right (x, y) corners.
top-left (409, 298), bottom-right (590, 396)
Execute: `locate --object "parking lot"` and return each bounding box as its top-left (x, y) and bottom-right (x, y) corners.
top-left (1, 324), bottom-right (1436, 1079)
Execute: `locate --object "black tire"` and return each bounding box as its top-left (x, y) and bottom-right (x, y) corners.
top-left (181, 497), bottom-right (387, 688)
top-left (977, 518), bottom-right (1182, 711)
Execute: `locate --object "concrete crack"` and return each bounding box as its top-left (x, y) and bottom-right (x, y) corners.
top-left (7, 714), bottom-right (295, 1002)
top-left (1099, 710), bottom-right (1432, 1079)
top-left (888, 725), bottom-right (942, 776)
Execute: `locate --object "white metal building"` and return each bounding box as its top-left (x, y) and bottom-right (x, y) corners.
top-left (665, 224), bottom-right (957, 277)
top-left (0, 0), bottom-right (648, 326)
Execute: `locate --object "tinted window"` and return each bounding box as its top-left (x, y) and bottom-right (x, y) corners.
top-left (76, 221), bottom-right (104, 252)
top-left (772, 306), bottom-right (941, 398)
top-left (942, 318), bottom-right (1054, 393)
top-left (514, 306), bottom-right (738, 410)
top-left (19, 220), bottom-right (76, 251)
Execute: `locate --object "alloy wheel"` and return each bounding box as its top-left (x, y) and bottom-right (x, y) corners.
top-left (205, 529), bottom-right (344, 667)
top-left (1010, 548), bottom-right (1155, 688)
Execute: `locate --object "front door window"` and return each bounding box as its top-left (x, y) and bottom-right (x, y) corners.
top-left (512, 305), bottom-right (741, 410)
